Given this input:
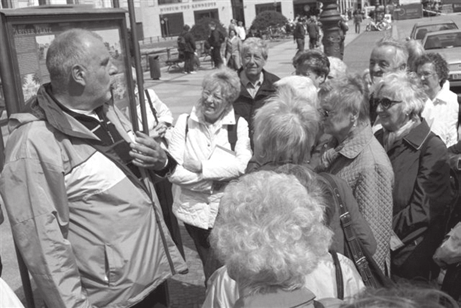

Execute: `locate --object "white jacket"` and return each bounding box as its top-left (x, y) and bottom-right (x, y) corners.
top-left (202, 253), bottom-right (365, 308)
top-left (168, 106), bottom-right (252, 229)
top-left (422, 82), bottom-right (459, 147)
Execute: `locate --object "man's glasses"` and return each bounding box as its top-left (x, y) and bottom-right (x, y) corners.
top-left (372, 97), bottom-right (402, 110)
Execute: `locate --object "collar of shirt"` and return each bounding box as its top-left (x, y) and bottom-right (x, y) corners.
top-left (240, 70), bottom-right (264, 98)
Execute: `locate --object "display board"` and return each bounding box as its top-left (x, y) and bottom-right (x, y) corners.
top-left (0, 5), bottom-right (136, 116)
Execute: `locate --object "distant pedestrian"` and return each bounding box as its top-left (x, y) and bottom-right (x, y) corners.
top-left (208, 21), bottom-right (225, 68)
top-left (353, 10), bottom-right (363, 34)
top-left (338, 16), bottom-right (349, 58)
top-left (180, 24), bottom-right (196, 74)
top-left (225, 28), bottom-right (242, 70)
top-left (236, 20), bottom-right (246, 40)
top-left (293, 18), bottom-right (306, 55)
top-left (307, 16), bottom-right (320, 50)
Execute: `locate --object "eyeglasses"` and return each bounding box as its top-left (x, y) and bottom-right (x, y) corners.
top-left (417, 71), bottom-right (436, 80)
top-left (202, 91), bottom-right (223, 103)
top-left (372, 97), bottom-right (402, 110)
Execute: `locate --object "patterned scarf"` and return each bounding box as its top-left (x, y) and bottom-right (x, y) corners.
top-left (382, 118), bottom-right (420, 152)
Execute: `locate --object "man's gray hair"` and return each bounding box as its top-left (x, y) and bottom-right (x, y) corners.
top-left (375, 38), bottom-right (409, 71)
top-left (241, 37), bottom-right (268, 60)
top-left (46, 29), bottom-right (102, 94)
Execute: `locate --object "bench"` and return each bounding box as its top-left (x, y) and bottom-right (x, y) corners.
top-left (166, 49), bottom-right (185, 71)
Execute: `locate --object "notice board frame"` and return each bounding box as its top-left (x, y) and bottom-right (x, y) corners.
top-left (0, 5), bottom-right (136, 117)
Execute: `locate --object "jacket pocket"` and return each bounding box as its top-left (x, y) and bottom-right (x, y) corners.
top-left (105, 243), bottom-right (127, 286)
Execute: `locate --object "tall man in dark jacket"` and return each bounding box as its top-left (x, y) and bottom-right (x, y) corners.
top-left (207, 21), bottom-right (225, 68)
top-left (307, 16), bottom-right (320, 49)
top-left (233, 38), bottom-right (279, 148)
top-left (180, 24), bottom-right (196, 74)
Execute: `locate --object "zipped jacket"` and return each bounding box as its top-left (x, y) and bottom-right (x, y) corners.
top-left (0, 84), bottom-right (187, 308)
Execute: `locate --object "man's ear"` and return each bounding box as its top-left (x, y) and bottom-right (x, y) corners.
top-left (72, 64), bottom-right (86, 86)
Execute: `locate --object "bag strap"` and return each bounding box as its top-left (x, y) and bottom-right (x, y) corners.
top-left (144, 89), bottom-right (159, 125)
top-left (329, 250), bottom-right (344, 300)
top-left (320, 172), bottom-right (380, 288)
top-left (185, 114), bottom-right (240, 151)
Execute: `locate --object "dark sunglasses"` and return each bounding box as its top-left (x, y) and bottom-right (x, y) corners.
top-left (372, 97), bottom-right (402, 110)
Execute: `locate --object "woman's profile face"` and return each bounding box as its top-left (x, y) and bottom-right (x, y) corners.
top-left (375, 88), bottom-right (408, 132)
top-left (320, 101), bottom-right (354, 140)
top-left (201, 84), bottom-right (227, 124)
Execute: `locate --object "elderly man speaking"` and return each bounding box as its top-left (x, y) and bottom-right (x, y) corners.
top-left (233, 38), bottom-right (279, 145)
top-left (0, 29), bottom-right (187, 308)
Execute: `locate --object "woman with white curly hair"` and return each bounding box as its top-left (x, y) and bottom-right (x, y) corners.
top-left (168, 67), bottom-right (252, 283)
top-left (202, 170), bottom-right (365, 308)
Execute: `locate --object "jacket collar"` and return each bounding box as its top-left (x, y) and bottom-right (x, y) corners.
top-left (238, 68), bottom-right (276, 99)
top-left (402, 118), bottom-right (432, 150)
top-left (337, 124), bottom-right (373, 159)
top-left (9, 83), bottom-right (130, 142)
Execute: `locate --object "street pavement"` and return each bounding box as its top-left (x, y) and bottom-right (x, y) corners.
top-left (1, 15), bottom-right (460, 308)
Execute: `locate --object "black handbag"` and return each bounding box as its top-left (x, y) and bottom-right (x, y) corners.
top-left (321, 173), bottom-right (395, 288)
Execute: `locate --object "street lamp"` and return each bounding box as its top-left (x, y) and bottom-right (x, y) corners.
top-left (319, 0), bottom-right (342, 59)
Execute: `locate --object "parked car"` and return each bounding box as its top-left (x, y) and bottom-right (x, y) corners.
top-left (422, 29), bottom-right (461, 92)
top-left (409, 19), bottom-right (458, 41)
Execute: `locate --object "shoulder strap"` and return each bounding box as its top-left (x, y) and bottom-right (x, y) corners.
top-left (144, 89), bottom-right (159, 125)
top-left (329, 250), bottom-right (344, 300)
top-left (320, 172), bottom-right (379, 288)
top-left (185, 115), bottom-right (190, 141)
top-left (227, 114), bottom-right (240, 151)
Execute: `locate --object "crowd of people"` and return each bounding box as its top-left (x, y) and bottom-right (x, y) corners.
top-left (0, 17), bottom-right (461, 308)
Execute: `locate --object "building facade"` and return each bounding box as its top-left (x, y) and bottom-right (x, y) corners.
top-left (2, 0), bottom-right (349, 39)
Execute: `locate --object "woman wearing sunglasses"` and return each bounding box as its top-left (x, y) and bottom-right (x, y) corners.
top-left (316, 73), bottom-right (394, 276)
top-left (373, 71), bottom-right (452, 282)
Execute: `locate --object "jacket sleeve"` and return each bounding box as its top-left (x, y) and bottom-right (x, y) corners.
top-left (0, 131), bottom-right (92, 308)
top-left (168, 114), bottom-right (211, 189)
top-left (393, 137), bottom-right (451, 241)
top-left (446, 99), bottom-right (459, 148)
top-left (336, 177), bottom-right (377, 255)
top-left (202, 117), bottom-right (252, 180)
top-left (354, 164), bottom-right (394, 260)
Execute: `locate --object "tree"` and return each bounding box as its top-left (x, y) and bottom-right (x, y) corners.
top-left (190, 17), bottom-right (227, 41)
top-left (251, 11), bottom-right (288, 31)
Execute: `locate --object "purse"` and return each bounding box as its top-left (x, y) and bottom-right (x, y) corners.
top-left (321, 173), bottom-right (395, 288)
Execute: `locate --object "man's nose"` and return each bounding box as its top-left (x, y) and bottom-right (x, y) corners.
top-left (376, 103), bottom-right (383, 112)
top-left (370, 63), bottom-right (382, 73)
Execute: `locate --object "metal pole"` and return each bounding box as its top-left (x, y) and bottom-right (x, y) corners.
top-left (127, 0), bottom-right (148, 134)
top-left (320, 0), bottom-right (342, 59)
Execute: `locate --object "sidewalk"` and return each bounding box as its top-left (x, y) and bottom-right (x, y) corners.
top-left (146, 21), bottom-right (361, 121)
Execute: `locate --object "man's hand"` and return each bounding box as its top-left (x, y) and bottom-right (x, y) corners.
top-left (130, 131), bottom-right (168, 170)
top-left (150, 122), bottom-right (168, 139)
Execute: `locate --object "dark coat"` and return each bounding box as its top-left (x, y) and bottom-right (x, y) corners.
top-left (375, 119), bottom-right (452, 280)
top-left (182, 31), bottom-right (196, 53)
top-left (208, 29), bottom-right (224, 48)
top-left (293, 22), bottom-right (305, 39)
top-left (233, 69), bottom-right (279, 142)
top-left (306, 21), bottom-right (319, 39)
